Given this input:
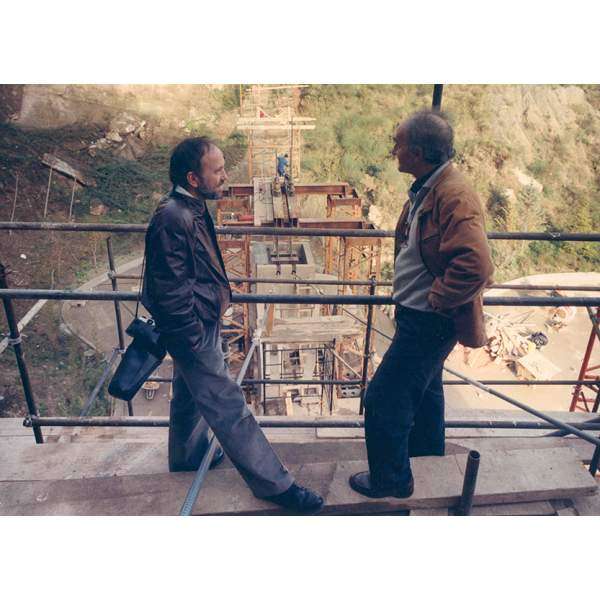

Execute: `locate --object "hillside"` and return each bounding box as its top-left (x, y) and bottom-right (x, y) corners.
top-left (298, 84), bottom-right (600, 281)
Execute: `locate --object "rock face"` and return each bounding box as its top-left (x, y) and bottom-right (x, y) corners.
top-left (88, 113), bottom-right (149, 158)
top-left (12, 84), bottom-right (219, 135)
top-left (512, 168), bottom-right (543, 193)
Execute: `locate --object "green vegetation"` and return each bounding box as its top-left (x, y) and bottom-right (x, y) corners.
top-left (299, 84), bottom-right (600, 282)
top-left (0, 304), bottom-right (112, 418)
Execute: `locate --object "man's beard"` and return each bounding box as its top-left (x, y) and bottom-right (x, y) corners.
top-left (195, 181), bottom-right (223, 200)
top-left (198, 187), bottom-right (221, 200)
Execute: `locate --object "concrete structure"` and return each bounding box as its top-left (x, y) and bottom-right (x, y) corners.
top-left (251, 240), bottom-right (362, 415)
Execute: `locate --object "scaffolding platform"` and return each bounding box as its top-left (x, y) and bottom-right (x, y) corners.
top-left (1, 418), bottom-right (598, 516)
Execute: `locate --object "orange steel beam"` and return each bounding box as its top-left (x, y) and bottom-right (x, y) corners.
top-left (297, 218), bottom-right (369, 229)
top-left (224, 183), bottom-right (354, 197)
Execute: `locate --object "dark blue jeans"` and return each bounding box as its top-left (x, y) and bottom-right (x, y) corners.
top-left (364, 305), bottom-right (458, 489)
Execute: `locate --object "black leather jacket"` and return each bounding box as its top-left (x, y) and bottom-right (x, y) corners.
top-left (141, 188), bottom-right (231, 356)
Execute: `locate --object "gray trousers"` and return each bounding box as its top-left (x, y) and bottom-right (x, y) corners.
top-left (168, 321), bottom-right (294, 498)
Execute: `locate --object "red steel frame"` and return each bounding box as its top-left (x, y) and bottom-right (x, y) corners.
top-left (569, 307), bottom-right (600, 412)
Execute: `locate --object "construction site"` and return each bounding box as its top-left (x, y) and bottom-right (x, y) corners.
top-left (1, 84), bottom-right (600, 516)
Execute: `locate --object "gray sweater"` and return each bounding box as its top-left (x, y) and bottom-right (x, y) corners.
top-left (392, 162), bottom-right (449, 312)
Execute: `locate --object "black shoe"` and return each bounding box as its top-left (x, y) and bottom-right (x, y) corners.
top-left (265, 483), bottom-right (324, 514)
top-left (349, 471), bottom-right (414, 499)
top-left (209, 446), bottom-right (225, 470)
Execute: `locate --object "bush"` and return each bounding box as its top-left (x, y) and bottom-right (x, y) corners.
top-left (487, 186), bottom-right (511, 230)
top-left (527, 159), bottom-right (547, 176)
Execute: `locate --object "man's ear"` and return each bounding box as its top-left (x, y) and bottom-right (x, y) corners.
top-left (186, 171), bottom-right (200, 189)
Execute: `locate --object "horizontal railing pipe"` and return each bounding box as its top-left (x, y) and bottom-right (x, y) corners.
top-left (110, 274), bottom-right (600, 293)
top-left (1, 289), bottom-right (600, 307)
top-left (147, 376), bottom-right (599, 387)
top-left (1, 222), bottom-right (599, 242)
top-left (24, 415), bottom-right (600, 433)
top-left (217, 378), bottom-right (598, 387)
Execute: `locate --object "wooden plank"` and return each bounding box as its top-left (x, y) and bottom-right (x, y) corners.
top-left (450, 436), bottom-right (598, 464)
top-left (571, 491), bottom-right (600, 515)
top-left (410, 508), bottom-right (449, 516)
top-left (42, 153), bottom-right (96, 187)
top-left (0, 446), bottom-right (596, 516)
top-left (470, 501), bottom-right (555, 516)
top-left (0, 418), bottom-right (32, 437)
top-left (0, 441), bottom-right (169, 480)
top-left (556, 507), bottom-right (578, 516)
top-left (326, 448), bottom-right (598, 514)
top-left (448, 437), bottom-right (570, 455)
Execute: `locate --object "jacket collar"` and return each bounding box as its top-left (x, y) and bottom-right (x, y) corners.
top-left (417, 162), bottom-right (454, 215)
top-left (171, 186), bottom-right (207, 216)
top-left (419, 162), bottom-right (455, 215)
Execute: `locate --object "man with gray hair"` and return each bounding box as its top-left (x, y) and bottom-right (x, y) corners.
top-left (349, 110), bottom-right (494, 499)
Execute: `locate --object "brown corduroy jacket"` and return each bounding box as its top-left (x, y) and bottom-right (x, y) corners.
top-left (394, 163), bottom-right (494, 348)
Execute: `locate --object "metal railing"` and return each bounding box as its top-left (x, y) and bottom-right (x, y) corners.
top-left (3, 283), bottom-right (599, 448)
top-left (2, 220), bottom-right (600, 241)
top-left (2, 221), bottom-right (599, 514)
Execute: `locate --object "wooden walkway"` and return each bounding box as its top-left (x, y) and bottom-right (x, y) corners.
top-left (1, 418), bottom-right (598, 516)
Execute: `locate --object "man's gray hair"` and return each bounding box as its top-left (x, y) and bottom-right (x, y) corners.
top-left (404, 109), bottom-right (455, 165)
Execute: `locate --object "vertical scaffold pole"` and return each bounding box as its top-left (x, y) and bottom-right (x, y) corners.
top-left (456, 450), bottom-right (481, 515)
top-left (359, 277), bottom-right (376, 415)
top-left (590, 442), bottom-right (600, 478)
top-left (0, 262), bottom-right (43, 443)
top-left (106, 237), bottom-right (126, 351)
top-left (432, 84), bottom-right (444, 110)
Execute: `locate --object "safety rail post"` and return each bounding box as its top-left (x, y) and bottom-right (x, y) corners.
top-left (455, 450), bottom-right (480, 516)
top-left (106, 237), bottom-right (126, 352)
top-left (359, 277), bottom-right (376, 415)
top-left (0, 262), bottom-right (43, 443)
top-left (107, 237), bottom-right (134, 416)
top-left (590, 443), bottom-right (600, 477)
top-left (432, 84), bottom-right (444, 110)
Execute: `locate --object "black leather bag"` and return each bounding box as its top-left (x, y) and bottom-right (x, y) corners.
top-left (108, 316), bottom-right (166, 402)
top-left (108, 251), bottom-right (166, 402)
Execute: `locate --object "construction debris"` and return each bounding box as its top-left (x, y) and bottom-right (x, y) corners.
top-left (88, 113), bottom-right (149, 159)
top-left (41, 153), bottom-right (96, 187)
top-left (548, 305), bottom-right (577, 330)
top-left (528, 331), bottom-right (549, 349)
top-left (515, 351), bottom-right (562, 381)
top-left (484, 311), bottom-right (537, 363)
